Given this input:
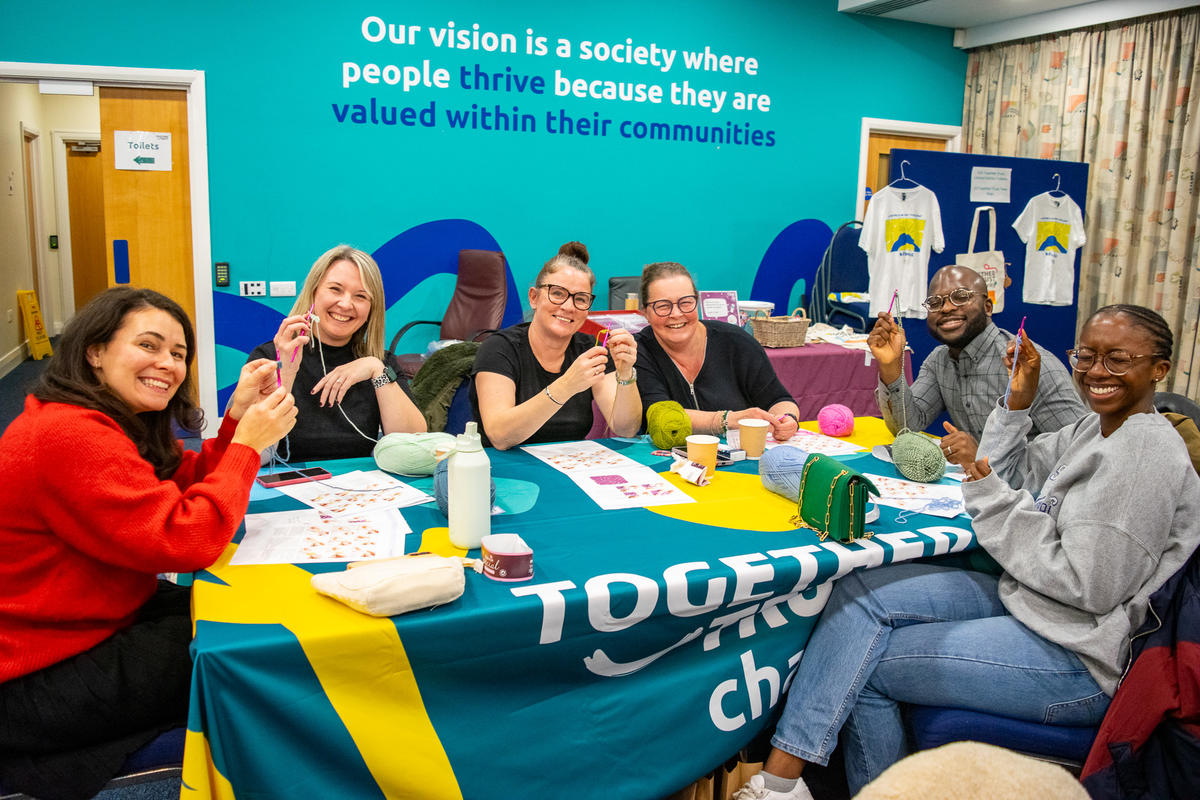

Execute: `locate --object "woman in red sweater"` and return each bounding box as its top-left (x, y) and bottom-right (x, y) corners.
top-left (0, 287), bottom-right (297, 799)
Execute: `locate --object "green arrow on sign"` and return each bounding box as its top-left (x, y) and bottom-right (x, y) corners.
top-left (133, 156), bottom-right (156, 165)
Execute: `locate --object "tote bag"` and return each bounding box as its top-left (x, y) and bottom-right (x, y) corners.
top-left (957, 205), bottom-right (1006, 312)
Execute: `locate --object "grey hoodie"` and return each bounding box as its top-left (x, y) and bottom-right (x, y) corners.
top-left (962, 407), bottom-right (1200, 694)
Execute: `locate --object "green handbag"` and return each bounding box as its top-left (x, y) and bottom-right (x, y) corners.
top-left (790, 453), bottom-right (879, 543)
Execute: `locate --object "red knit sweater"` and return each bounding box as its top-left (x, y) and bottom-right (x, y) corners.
top-left (0, 396), bottom-right (261, 683)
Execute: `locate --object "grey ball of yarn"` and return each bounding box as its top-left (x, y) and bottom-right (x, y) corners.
top-left (759, 444), bottom-right (810, 501)
top-left (434, 458), bottom-right (497, 517)
top-left (891, 429), bottom-right (946, 483)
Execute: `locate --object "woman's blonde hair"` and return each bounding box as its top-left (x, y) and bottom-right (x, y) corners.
top-left (292, 245), bottom-right (386, 360)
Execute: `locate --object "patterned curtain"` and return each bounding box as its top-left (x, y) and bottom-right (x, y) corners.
top-left (963, 10), bottom-right (1200, 401)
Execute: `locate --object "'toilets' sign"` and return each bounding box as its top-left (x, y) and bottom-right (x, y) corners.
top-left (114, 130), bottom-right (173, 171)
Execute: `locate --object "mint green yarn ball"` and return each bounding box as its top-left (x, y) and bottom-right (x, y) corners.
top-left (374, 432), bottom-right (457, 476)
top-left (892, 429), bottom-right (946, 483)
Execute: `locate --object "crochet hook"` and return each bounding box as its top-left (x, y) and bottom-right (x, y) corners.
top-left (292, 303), bottom-right (315, 363)
top-left (1003, 316), bottom-right (1027, 409)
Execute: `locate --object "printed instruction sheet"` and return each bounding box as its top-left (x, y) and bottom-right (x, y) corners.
top-left (274, 469), bottom-right (432, 517)
top-left (232, 508), bottom-right (411, 565)
top-left (764, 428), bottom-right (867, 457)
top-left (522, 440), bottom-right (695, 510)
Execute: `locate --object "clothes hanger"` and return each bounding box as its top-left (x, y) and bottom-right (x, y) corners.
top-left (886, 159), bottom-right (920, 189)
top-left (1048, 172), bottom-right (1066, 197)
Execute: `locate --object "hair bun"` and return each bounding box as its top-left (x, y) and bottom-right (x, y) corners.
top-left (558, 241), bottom-right (589, 264)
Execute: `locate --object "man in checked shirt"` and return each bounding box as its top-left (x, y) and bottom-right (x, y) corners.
top-left (870, 265), bottom-right (1086, 463)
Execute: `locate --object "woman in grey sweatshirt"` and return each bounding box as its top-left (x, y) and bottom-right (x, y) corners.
top-left (733, 304), bottom-right (1200, 800)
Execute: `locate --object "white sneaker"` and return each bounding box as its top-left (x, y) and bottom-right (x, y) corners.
top-left (732, 773), bottom-right (815, 800)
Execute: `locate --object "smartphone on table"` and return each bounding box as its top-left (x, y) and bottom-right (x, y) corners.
top-left (256, 467), bottom-right (333, 488)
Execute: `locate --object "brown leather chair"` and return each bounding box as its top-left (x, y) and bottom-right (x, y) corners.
top-left (388, 249), bottom-right (508, 378)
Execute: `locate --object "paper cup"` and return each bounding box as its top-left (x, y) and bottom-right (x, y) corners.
top-left (686, 434), bottom-right (719, 477)
top-left (739, 418), bottom-right (770, 458)
top-left (480, 533), bottom-right (533, 582)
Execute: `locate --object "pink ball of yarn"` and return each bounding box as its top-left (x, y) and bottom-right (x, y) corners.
top-left (817, 404), bottom-right (855, 436)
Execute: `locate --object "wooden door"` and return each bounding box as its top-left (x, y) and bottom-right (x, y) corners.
top-left (66, 142), bottom-right (108, 311)
top-left (98, 87), bottom-right (194, 324)
top-left (865, 133), bottom-right (947, 209)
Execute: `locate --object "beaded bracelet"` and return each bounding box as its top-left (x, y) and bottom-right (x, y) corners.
top-left (719, 409), bottom-right (730, 436)
top-left (544, 386), bottom-right (564, 406)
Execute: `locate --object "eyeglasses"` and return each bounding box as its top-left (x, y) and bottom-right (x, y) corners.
top-left (921, 288), bottom-right (979, 312)
top-left (538, 283), bottom-right (595, 310)
top-left (645, 295), bottom-right (698, 317)
top-left (1066, 348), bottom-right (1163, 376)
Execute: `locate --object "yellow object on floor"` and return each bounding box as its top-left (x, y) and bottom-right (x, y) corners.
top-left (16, 290), bottom-right (53, 360)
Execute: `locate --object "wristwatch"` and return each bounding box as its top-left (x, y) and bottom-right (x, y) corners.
top-left (615, 368), bottom-right (637, 386)
top-left (371, 365), bottom-right (398, 389)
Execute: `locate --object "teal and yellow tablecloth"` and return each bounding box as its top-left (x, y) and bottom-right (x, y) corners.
top-left (183, 419), bottom-right (974, 799)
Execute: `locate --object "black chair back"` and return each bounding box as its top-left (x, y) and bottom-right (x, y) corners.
top-left (608, 276), bottom-right (641, 310)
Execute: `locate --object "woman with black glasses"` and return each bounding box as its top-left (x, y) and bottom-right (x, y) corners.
top-left (471, 242), bottom-right (641, 449)
top-left (634, 261), bottom-right (800, 440)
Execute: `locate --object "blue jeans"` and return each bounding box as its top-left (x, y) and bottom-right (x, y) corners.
top-left (771, 564), bottom-right (1110, 794)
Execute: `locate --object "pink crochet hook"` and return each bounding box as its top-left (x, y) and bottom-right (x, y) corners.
top-left (291, 303), bottom-right (315, 363)
top-left (1003, 316), bottom-right (1028, 408)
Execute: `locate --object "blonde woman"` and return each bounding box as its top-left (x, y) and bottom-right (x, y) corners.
top-left (249, 244), bottom-right (426, 461)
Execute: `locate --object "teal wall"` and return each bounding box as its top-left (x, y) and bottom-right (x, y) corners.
top-left (0, 0), bottom-right (965, 391)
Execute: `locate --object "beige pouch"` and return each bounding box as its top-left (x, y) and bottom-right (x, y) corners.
top-left (311, 553), bottom-right (465, 617)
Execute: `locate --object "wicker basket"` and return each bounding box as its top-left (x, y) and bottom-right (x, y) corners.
top-left (749, 307), bottom-right (810, 348)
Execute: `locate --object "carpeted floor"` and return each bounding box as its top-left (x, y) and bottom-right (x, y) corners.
top-left (1, 344), bottom-right (201, 450)
top-left (0, 349), bottom-right (53, 435)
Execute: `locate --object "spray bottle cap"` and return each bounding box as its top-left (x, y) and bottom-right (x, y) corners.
top-left (456, 421), bottom-right (483, 452)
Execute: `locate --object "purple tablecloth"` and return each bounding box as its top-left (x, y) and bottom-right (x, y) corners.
top-left (765, 342), bottom-right (913, 421)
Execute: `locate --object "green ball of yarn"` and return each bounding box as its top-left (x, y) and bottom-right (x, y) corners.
top-left (646, 400), bottom-right (692, 449)
top-left (892, 429), bottom-right (947, 483)
top-left (374, 432), bottom-right (457, 476)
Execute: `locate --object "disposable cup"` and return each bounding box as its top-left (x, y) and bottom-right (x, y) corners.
top-left (739, 418), bottom-right (770, 458)
top-left (686, 434), bottom-right (719, 477)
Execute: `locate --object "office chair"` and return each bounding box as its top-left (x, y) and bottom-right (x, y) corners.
top-left (809, 221), bottom-right (870, 332)
top-left (907, 706), bottom-right (1097, 772)
top-left (608, 276), bottom-right (641, 310)
top-left (387, 249), bottom-right (508, 378)
top-left (1155, 391), bottom-right (1200, 428)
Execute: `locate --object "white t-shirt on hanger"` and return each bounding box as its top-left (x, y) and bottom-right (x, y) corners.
top-left (1012, 192), bottom-right (1086, 306)
top-left (860, 185), bottom-right (945, 319)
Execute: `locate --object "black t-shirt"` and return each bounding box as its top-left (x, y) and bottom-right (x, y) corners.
top-left (469, 323), bottom-right (612, 447)
top-left (634, 320), bottom-right (792, 414)
top-left (246, 341), bottom-right (413, 461)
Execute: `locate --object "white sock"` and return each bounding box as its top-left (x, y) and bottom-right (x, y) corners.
top-left (760, 771), bottom-right (800, 793)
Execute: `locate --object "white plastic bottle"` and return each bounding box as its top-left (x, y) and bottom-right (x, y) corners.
top-left (447, 422), bottom-right (491, 549)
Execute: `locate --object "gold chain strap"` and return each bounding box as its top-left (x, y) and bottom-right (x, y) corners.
top-left (792, 462), bottom-right (874, 543)
top-left (792, 463), bottom-right (848, 542)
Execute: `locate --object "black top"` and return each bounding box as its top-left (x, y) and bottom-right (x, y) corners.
top-left (634, 320), bottom-right (793, 414)
top-left (469, 323), bottom-right (613, 447)
top-left (246, 341), bottom-right (413, 461)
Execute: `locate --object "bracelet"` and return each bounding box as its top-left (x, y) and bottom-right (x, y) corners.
top-left (544, 386), bottom-right (564, 406)
top-left (780, 412), bottom-right (799, 426)
top-left (615, 367), bottom-right (637, 386)
top-left (718, 410), bottom-right (729, 436)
